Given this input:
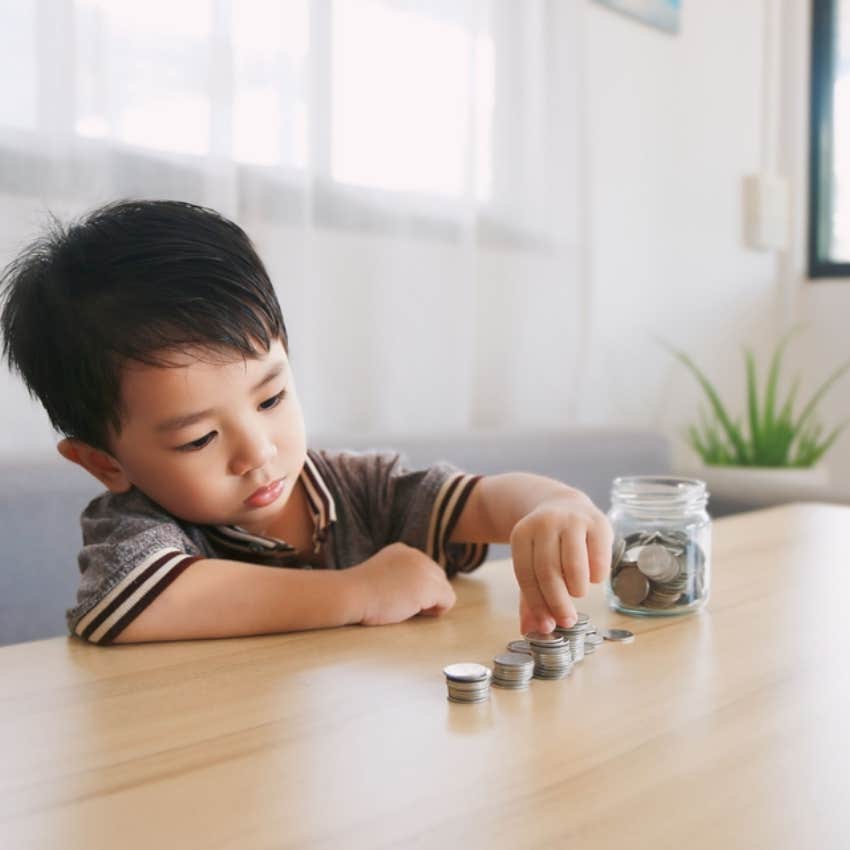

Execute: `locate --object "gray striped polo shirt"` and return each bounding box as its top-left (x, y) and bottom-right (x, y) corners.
top-left (68, 448), bottom-right (488, 645)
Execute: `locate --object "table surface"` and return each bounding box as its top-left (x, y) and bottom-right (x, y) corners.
top-left (2, 503), bottom-right (849, 850)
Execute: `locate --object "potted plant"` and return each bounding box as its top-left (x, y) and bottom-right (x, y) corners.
top-left (665, 326), bottom-right (850, 492)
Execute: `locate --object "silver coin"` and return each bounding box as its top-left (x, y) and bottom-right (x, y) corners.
top-left (494, 652), bottom-right (535, 668)
top-left (507, 639), bottom-right (532, 655)
top-left (601, 628), bottom-right (635, 643)
top-left (448, 691), bottom-right (490, 705)
top-left (525, 631), bottom-right (566, 646)
top-left (443, 662), bottom-right (491, 682)
top-left (637, 544), bottom-right (678, 581)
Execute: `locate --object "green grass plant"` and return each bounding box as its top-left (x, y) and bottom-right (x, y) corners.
top-left (664, 327), bottom-right (850, 467)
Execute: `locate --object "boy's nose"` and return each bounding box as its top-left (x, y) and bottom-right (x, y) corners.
top-left (229, 433), bottom-right (278, 477)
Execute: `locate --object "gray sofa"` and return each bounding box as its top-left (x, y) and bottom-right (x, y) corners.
top-left (0, 427), bottom-right (671, 647)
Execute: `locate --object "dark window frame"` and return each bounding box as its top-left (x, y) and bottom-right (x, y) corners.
top-left (809, 0), bottom-right (850, 277)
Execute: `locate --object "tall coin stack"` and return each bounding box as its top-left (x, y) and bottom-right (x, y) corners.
top-left (442, 663), bottom-right (492, 703)
top-left (525, 632), bottom-right (573, 680)
top-left (491, 653), bottom-right (535, 689)
top-left (555, 612), bottom-right (590, 662)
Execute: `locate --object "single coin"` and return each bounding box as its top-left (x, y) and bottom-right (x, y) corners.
top-left (602, 628), bottom-right (635, 643)
top-left (443, 662), bottom-right (491, 682)
top-left (524, 631), bottom-right (565, 646)
top-left (612, 564), bottom-right (650, 606)
top-left (494, 652), bottom-right (535, 668)
top-left (507, 639), bottom-right (532, 655)
top-left (637, 544), bottom-right (677, 581)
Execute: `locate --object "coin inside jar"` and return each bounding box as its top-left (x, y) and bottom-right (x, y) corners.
top-left (636, 543), bottom-right (679, 582)
top-left (612, 564), bottom-right (650, 606)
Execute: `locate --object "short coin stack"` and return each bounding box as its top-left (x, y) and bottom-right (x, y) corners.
top-left (584, 623), bottom-right (603, 654)
top-left (526, 632), bottom-right (573, 680)
top-left (491, 652), bottom-right (535, 689)
top-left (442, 662), bottom-right (492, 703)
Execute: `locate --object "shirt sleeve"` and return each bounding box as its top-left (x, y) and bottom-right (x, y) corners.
top-left (312, 449), bottom-right (489, 576)
top-left (66, 489), bottom-right (206, 645)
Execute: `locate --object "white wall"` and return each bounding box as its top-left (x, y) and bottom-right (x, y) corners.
top-left (578, 0), bottom-right (785, 473)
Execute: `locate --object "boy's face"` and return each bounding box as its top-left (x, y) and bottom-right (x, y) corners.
top-left (100, 338), bottom-right (306, 534)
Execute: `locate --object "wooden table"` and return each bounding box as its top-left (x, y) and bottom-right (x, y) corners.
top-left (2, 503), bottom-right (849, 849)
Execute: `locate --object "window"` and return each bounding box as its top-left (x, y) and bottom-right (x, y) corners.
top-left (809, 0), bottom-right (850, 277)
top-left (1, 1), bottom-right (494, 212)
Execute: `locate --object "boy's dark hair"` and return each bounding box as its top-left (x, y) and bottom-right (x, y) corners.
top-left (0, 199), bottom-right (288, 452)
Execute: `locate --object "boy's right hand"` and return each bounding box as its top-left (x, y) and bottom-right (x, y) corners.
top-left (347, 542), bottom-right (456, 626)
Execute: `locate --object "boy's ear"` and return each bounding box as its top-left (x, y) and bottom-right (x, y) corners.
top-left (57, 438), bottom-right (133, 493)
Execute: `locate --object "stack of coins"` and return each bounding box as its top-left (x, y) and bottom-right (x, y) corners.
top-left (555, 612), bottom-right (590, 662)
top-left (491, 652), bottom-right (535, 689)
top-left (584, 622), bottom-right (603, 654)
top-left (611, 530), bottom-right (707, 611)
top-left (526, 632), bottom-right (573, 680)
top-left (443, 663), bottom-right (492, 703)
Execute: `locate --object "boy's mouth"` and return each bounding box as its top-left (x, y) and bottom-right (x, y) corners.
top-left (244, 477), bottom-right (287, 508)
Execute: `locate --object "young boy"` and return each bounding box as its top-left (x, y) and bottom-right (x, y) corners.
top-left (0, 199), bottom-right (612, 646)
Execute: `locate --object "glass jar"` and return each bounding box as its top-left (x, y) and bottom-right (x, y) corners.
top-left (607, 476), bottom-right (711, 617)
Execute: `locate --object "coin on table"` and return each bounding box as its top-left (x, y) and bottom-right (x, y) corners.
top-left (612, 564), bottom-right (650, 606)
top-left (602, 628), bottom-right (635, 643)
top-left (443, 662), bottom-right (491, 682)
top-left (507, 639), bottom-right (532, 655)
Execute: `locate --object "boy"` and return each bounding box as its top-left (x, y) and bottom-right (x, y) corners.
top-left (0, 199), bottom-right (612, 646)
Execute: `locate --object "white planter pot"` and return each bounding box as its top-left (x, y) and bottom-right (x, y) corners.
top-left (693, 464), bottom-right (830, 493)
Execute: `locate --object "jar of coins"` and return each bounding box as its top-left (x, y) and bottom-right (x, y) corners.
top-left (607, 476), bottom-right (711, 616)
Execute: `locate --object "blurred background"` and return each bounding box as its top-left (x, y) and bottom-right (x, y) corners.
top-left (1, 0), bottom-right (849, 483)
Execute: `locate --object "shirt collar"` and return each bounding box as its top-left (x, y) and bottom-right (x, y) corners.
top-left (208, 452), bottom-right (337, 556)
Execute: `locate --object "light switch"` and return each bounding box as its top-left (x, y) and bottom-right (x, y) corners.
top-left (743, 173), bottom-right (790, 251)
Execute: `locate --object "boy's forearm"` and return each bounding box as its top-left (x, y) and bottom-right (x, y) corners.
top-left (450, 473), bottom-right (587, 544)
top-left (113, 558), bottom-right (365, 644)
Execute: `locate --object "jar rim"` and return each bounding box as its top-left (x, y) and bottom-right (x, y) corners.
top-left (611, 475), bottom-right (708, 506)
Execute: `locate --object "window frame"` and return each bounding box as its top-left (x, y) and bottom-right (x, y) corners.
top-left (808, 0), bottom-right (850, 278)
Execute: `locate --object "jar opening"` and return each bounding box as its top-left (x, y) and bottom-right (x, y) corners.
top-left (611, 476), bottom-right (708, 513)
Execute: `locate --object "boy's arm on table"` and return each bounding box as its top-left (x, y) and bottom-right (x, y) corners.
top-left (113, 543), bottom-right (455, 645)
top-left (449, 473), bottom-right (613, 633)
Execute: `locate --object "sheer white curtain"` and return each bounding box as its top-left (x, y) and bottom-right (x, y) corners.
top-left (0, 0), bottom-right (583, 456)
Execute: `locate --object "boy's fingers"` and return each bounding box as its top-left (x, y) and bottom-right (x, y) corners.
top-left (435, 580), bottom-right (457, 612)
top-left (535, 533), bottom-right (576, 628)
top-left (519, 594), bottom-right (551, 634)
top-left (588, 515), bottom-right (614, 583)
top-left (512, 533), bottom-right (552, 630)
top-left (559, 528), bottom-right (590, 599)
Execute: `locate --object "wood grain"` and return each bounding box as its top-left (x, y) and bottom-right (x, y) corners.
top-left (2, 503), bottom-right (849, 849)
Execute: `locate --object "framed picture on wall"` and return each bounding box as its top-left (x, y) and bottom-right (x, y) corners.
top-left (592, 0), bottom-right (682, 35)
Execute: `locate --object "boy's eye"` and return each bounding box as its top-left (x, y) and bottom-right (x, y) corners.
top-left (177, 432), bottom-right (216, 452)
top-left (259, 388), bottom-right (287, 411)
